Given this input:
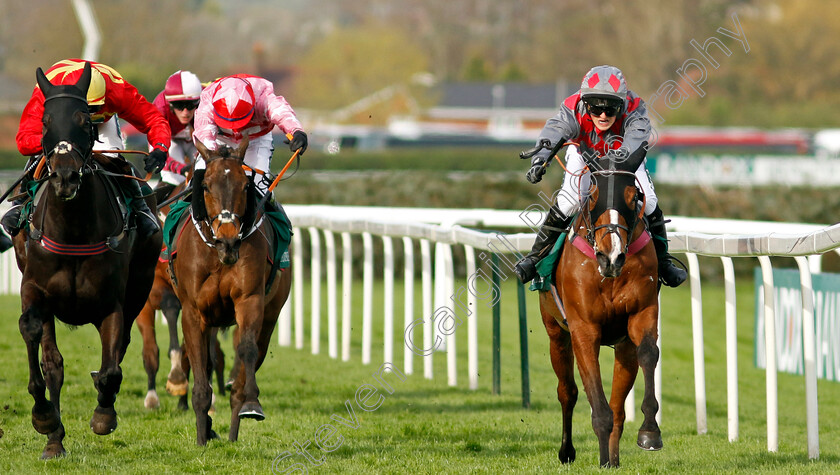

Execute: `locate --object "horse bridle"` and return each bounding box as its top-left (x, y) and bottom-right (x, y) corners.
top-left (41, 92), bottom-right (96, 181)
top-left (195, 168), bottom-right (258, 245)
top-left (582, 169), bottom-right (644, 255)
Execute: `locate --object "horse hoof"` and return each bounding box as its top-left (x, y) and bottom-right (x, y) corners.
top-left (637, 430), bottom-right (663, 451)
top-left (31, 402), bottom-right (61, 435)
top-left (41, 441), bottom-right (66, 459)
top-left (165, 380), bottom-right (188, 397)
top-left (90, 406), bottom-right (118, 435)
top-left (238, 401), bottom-right (265, 421)
top-left (208, 429), bottom-right (219, 440)
top-left (558, 445), bottom-right (576, 464)
top-left (144, 390), bottom-right (160, 410)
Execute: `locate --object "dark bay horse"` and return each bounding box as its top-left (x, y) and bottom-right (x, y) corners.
top-left (539, 145), bottom-right (661, 468)
top-left (135, 182), bottom-right (226, 411)
top-left (12, 63), bottom-right (162, 458)
top-left (171, 136), bottom-right (291, 445)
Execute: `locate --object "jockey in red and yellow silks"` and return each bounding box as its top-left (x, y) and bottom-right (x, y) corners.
top-left (2, 59), bottom-right (169, 248)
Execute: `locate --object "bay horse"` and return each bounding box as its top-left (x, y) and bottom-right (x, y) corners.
top-left (539, 144), bottom-right (661, 468)
top-left (171, 136), bottom-right (291, 445)
top-left (12, 62), bottom-right (162, 458)
top-left (135, 181), bottom-right (226, 411)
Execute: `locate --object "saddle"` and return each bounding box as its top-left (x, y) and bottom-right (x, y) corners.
top-left (21, 156), bottom-right (147, 253)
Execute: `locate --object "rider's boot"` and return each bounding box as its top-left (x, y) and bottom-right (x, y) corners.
top-left (1, 196), bottom-right (26, 237)
top-left (0, 229), bottom-right (12, 253)
top-left (123, 179), bottom-right (160, 239)
top-left (1, 154), bottom-right (39, 244)
top-left (514, 207), bottom-right (573, 283)
top-left (648, 205), bottom-right (687, 287)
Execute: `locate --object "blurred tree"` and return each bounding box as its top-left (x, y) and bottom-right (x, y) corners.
top-left (292, 24), bottom-right (430, 111)
top-left (461, 56), bottom-right (492, 81)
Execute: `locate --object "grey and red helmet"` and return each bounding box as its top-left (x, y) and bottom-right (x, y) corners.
top-left (580, 65), bottom-right (627, 102)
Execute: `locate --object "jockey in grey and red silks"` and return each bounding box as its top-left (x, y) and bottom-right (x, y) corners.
top-left (531, 66), bottom-right (656, 218)
top-left (515, 65), bottom-right (686, 288)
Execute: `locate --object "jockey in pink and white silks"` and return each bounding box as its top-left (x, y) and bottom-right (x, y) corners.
top-left (514, 65), bottom-right (686, 288)
top-left (192, 74), bottom-right (307, 195)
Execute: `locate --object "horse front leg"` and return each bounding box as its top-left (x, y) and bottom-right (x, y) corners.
top-left (634, 329), bottom-right (662, 451)
top-left (569, 324), bottom-right (612, 468)
top-left (233, 297), bottom-right (265, 423)
top-left (541, 308), bottom-right (578, 464)
top-left (182, 307), bottom-right (217, 445)
top-left (90, 310), bottom-right (126, 436)
top-left (135, 302), bottom-right (160, 409)
top-left (608, 339), bottom-right (640, 468)
top-left (162, 291), bottom-right (188, 397)
top-left (19, 286), bottom-right (63, 448)
top-left (39, 318), bottom-right (67, 458)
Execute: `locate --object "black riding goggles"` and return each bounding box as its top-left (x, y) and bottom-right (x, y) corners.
top-left (171, 100), bottom-right (200, 111)
top-left (584, 100), bottom-right (622, 118)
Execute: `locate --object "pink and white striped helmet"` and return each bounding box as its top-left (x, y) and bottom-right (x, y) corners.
top-left (211, 76), bottom-right (255, 130)
top-left (164, 70), bottom-right (202, 102)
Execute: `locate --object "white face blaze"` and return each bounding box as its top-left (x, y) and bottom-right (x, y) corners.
top-left (607, 210), bottom-right (622, 263)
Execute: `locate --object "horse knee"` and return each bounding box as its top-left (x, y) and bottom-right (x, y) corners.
top-left (236, 338), bottom-right (258, 365)
top-left (19, 311), bottom-right (43, 343)
top-left (637, 337), bottom-right (659, 369)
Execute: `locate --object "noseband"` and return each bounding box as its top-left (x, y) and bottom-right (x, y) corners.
top-left (208, 209), bottom-right (245, 241)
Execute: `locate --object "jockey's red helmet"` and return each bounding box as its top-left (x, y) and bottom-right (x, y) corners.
top-left (164, 70), bottom-right (202, 102)
top-left (211, 77), bottom-right (255, 130)
top-left (580, 65), bottom-right (627, 102)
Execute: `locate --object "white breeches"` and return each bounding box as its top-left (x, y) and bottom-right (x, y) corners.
top-left (194, 133), bottom-right (275, 193)
top-left (94, 119), bottom-right (126, 156)
top-left (159, 138), bottom-right (198, 186)
top-left (554, 145), bottom-right (658, 218)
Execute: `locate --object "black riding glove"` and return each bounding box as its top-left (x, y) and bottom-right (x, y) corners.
top-left (526, 160), bottom-right (547, 184)
top-left (145, 147), bottom-right (167, 173)
top-left (289, 130), bottom-right (308, 155)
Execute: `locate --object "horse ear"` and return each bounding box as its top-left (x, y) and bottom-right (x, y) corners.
top-left (75, 62), bottom-right (92, 96)
top-left (195, 139), bottom-right (210, 161)
top-left (36, 67), bottom-right (53, 95)
top-left (235, 134), bottom-right (250, 160)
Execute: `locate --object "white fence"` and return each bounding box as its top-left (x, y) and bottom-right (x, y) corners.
top-left (1, 206), bottom-right (836, 460)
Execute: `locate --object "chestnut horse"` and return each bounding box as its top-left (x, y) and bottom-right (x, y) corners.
top-left (135, 181), bottom-right (226, 411)
top-left (539, 145), bottom-right (661, 468)
top-left (12, 63), bottom-right (162, 458)
top-left (171, 136), bottom-right (291, 445)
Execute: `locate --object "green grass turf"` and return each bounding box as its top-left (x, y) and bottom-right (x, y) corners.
top-left (0, 278), bottom-right (839, 473)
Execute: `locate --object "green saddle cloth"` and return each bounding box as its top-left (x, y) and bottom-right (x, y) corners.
top-left (529, 232), bottom-right (567, 292)
top-left (162, 201), bottom-right (291, 269)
